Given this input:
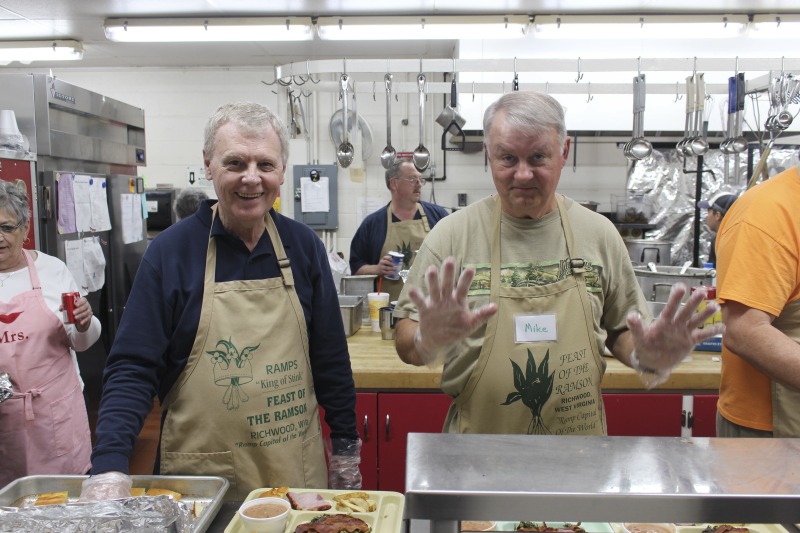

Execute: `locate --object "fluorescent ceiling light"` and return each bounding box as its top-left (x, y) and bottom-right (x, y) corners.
top-left (534, 15), bottom-right (747, 39)
top-left (104, 17), bottom-right (314, 42)
top-left (0, 40), bottom-right (83, 65)
top-left (317, 15), bottom-right (530, 40)
top-left (750, 15), bottom-right (800, 37)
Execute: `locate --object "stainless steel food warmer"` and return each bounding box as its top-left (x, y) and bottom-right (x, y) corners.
top-left (404, 434), bottom-right (800, 533)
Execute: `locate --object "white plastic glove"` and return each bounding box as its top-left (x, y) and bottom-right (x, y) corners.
top-left (626, 282), bottom-right (725, 388)
top-left (407, 257), bottom-right (498, 366)
top-left (79, 471), bottom-right (132, 502)
top-left (328, 438), bottom-right (362, 490)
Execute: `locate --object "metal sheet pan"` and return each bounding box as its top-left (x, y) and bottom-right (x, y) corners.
top-left (0, 474), bottom-right (229, 533)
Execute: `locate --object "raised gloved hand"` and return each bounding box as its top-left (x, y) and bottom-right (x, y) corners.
top-left (79, 471), bottom-right (132, 501)
top-left (328, 438), bottom-right (362, 490)
top-left (626, 282), bottom-right (725, 388)
top-left (407, 257), bottom-right (498, 366)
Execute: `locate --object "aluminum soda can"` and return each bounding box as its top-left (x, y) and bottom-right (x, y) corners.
top-left (62, 292), bottom-right (80, 323)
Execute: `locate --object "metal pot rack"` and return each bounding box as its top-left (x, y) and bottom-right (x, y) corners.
top-left (271, 57), bottom-right (800, 96)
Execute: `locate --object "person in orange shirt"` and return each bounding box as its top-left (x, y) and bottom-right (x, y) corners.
top-left (715, 166), bottom-right (800, 437)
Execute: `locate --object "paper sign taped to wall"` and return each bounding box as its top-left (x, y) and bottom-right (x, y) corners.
top-left (300, 176), bottom-right (330, 213)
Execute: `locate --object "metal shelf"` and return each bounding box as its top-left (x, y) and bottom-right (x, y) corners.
top-left (405, 434), bottom-right (800, 531)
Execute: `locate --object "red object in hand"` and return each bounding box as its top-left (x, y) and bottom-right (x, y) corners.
top-left (61, 292), bottom-right (80, 323)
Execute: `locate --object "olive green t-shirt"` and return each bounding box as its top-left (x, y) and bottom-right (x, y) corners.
top-left (394, 195), bottom-right (650, 398)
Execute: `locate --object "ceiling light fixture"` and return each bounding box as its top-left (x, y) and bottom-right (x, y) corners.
top-left (0, 40), bottom-right (84, 65)
top-left (316, 15), bottom-right (530, 40)
top-left (103, 17), bottom-right (314, 42)
top-left (750, 14), bottom-right (800, 37)
top-left (534, 15), bottom-right (748, 39)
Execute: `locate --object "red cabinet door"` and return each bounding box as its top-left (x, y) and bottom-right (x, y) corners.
top-left (603, 393), bottom-right (683, 436)
top-left (319, 392), bottom-right (378, 490)
top-left (692, 394), bottom-right (719, 437)
top-left (378, 392), bottom-right (452, 493)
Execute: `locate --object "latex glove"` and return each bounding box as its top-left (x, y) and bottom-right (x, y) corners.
top-left (328, 438), bottom-right (362, 490)
top-left (407, 257), bottom-right (498, 366)
top-left (626, 283), bottom-right (725, 388)
top-left (79, 471), bottom-right (132, 502)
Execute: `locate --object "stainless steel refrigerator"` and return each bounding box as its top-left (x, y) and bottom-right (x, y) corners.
top-left (0, 73), bottom-right (147, 413)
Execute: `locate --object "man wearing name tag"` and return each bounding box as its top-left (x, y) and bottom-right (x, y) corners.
top-left (393, 92), bottom-right (724, 436)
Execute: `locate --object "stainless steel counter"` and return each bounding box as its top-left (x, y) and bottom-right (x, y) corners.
top-left (405, 434), bottom-right (800, 529)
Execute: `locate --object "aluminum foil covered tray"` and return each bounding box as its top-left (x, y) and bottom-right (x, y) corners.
top-left (0, 474), bottom-right (228, 532)
top-left (225, 488), bottom-right (405, 533)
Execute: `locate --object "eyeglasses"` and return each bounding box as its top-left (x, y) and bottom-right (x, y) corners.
top-left (0, 221), bottom-right (23, 235)
top-left (396, 177), bottom-right (426, 186)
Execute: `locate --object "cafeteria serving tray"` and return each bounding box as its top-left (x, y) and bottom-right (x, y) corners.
top-left (0, 474), bottom-right (229, 533)
top-left (225, 488), bottom-right (405, 533)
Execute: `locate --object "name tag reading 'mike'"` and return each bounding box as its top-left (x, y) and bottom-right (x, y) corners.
top-left (515, 314), bottom-right (557, 343)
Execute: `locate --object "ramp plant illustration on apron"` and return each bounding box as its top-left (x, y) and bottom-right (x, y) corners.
top-left (207, 337), bottom-right (259, 410)
top-left (396, 241), bottom-right (413, 268)
top-left (502, 349), bottom-right (555, 435)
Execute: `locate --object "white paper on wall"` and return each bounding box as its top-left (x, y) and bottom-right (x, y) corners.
top-left (300, 176), bottom-right (330, 213)
top-left (72, 175), bottom-right (92, 232)
top-left (64, 239), bottom-right (86, 290)
top-left (356, 196), bottom-right (386, 223)
top-left (121, 193), bottom-right (144, 244)
top-left (89, 177), bottom-right (112, 231)
top-left (82, 236), bottom-right (106, 293)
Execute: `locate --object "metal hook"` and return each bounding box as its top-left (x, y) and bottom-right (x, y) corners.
top-left (586, 82), bottom-right (593, 103)
top-left (502, 80), bottom-right (506, 94)
top-left (673, 81), bottom-right (683, 102)
top-left (472, 81), bottom-right (475, 102)
top-left (452, 57), bottom-right (456, 76)
top-left (781, 56), bottom-right (785, 77)
top-left (575, 57), bottom-right (584, 83)
top-left (306, 59), bottom-right (320, 84)
top-left (637, 56), bottom-right (641, 77)
top-left (693, 56), bottom-right (697, 77)
top-left (372, 81), bottom-right (376, 101)
top-left (735, 56), bottom-right (739, 76)
top-left (512, 57), bottom-right (519, 91)
top-left (545, 81), bottom-right (549, 94)
top-left (343, 57), bottom-right (347, 75)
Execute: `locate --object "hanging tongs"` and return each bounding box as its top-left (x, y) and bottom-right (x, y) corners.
top-left (441, 76), bottom-right (465, 152)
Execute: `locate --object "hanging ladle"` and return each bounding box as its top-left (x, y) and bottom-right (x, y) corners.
top-left (625, 74), bottom-right (652, 160)
top-left (412, 73), bottom-right (430, 172)
top-left (336, 73), bottom-right (354, 168)
top-left (380, 73), bottom-right (397, 170)
top-left (688, 73), bottom-right (709, 156)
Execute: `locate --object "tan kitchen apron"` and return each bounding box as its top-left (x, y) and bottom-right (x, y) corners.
top-left (445, 197), bottom-right (607, 435)
top-left (160, 208), bottom-right (327, 499)
top-left (771, 301), bottom-right (800, 436)
top-left (379, 203), bottom-right (430, 302)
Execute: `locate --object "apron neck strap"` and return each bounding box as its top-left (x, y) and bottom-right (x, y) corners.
top-left (207, 206), bottom-right (294, 287)
top-left (489, 196), bottom-right (583, 293)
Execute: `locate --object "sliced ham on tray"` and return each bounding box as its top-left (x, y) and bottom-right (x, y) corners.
top-left (287, 491), bottom-right (332, 511)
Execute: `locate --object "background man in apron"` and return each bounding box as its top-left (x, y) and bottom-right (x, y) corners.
top-left (349, 158), bottom-right (449, 302)
top-left (394, 92), bottom-right (724, 436)
top-left (82, 102), bottom-right (361, 501)
top-left (715, 165), bottom-right (800, 438)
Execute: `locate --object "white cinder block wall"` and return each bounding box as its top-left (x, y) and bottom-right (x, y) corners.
top-left (28, 68), bottom-right (638, 257)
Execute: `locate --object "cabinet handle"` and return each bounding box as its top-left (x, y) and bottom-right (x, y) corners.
top-left (385, 414), bottom-right (390, 441)
top-left (362, 415), bottom-right (369, 442)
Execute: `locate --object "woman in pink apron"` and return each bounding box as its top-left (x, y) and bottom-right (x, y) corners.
top-left (0, 181), bottom-right (101, 487)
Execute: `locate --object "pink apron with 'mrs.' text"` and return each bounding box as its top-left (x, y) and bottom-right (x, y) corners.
top-left (0, 250), bottom-right (91, 487)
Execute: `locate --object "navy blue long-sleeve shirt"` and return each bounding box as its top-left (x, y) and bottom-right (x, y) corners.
top-left (91, 200), bottom-right (357, 474)
top-left (348, 200), bottom-right (449, 274)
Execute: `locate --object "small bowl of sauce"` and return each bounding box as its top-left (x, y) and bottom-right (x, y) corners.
top-left (239, 496), bottom-right (291, 533)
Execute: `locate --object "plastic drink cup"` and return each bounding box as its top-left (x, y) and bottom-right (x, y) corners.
top-left (386, 251), bottom-right (404, 280)
top-left (367, 292), bottom-right (390, 332)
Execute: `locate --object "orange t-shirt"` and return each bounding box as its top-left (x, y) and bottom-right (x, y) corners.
top-left (715, 166), bottom-right (800, 431)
